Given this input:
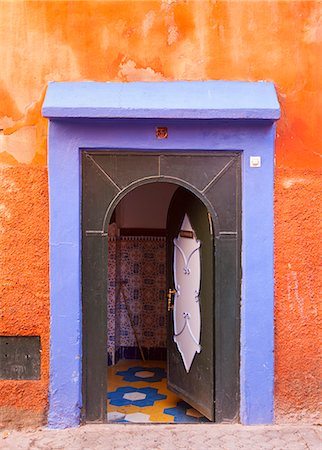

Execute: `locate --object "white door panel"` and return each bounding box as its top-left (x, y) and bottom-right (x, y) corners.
top-left (173, 214), bottom-right (201, 373)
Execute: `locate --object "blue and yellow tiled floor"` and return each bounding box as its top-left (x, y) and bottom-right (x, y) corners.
top-left (107, 360), bottom-right (210, 423)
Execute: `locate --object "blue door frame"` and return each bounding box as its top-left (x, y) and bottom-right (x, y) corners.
top-left (43, 81), bottom-right (280, 428)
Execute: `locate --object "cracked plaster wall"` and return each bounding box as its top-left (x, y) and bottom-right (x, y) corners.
top-left (0, 0), bottom-right (321, 427)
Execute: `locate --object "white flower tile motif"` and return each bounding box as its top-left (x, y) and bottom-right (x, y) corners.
top-left (134, 371), bottom-right (155, 379)
top-left (123, 392), bottom-right (147, 401)
top-left (107, 411), bottom-right (126, 421)
top-left (124, 412), bottom-right (151, 423)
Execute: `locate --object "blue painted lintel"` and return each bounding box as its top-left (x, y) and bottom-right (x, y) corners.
top-left (42, 81), bottom-right (280, 120)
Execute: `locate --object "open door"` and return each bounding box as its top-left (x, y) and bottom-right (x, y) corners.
top-left (166, 187), bottom-right (214, 421)
top-left (82, 151), bottom-right (240, 423)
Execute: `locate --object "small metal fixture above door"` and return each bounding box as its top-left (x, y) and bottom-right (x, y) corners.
top-left (156, 127), bottom-right (168, 139)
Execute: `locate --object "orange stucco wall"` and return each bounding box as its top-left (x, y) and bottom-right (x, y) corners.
top-left (0, 1), bottom-right (321, 426)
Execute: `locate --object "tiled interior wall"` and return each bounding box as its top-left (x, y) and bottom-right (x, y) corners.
top-left (107, 236), bottom-right (167, 364)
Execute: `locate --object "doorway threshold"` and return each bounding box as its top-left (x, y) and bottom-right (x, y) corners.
top-left (107, 360), bottom-right (210, 424)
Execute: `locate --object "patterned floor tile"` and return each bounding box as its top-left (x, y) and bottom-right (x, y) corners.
top-left (186, 407), bottom-right (205, 418)
top-left (164, 401), bottom-right (210, 423)
top-left (123, 392), bottom-right (146, 401)
top-left (107, 411), bottom-right (126, 422)
top-left (107, 360), bottom-right (209, 423)
top-left (124, 412), bottom-right (151, 423)
top-left (108, 386), bottom-right (166, 407)
top-left (134, 370), bottom-right (154, 378)
top-left (117, 366), bottom-right (166, 382)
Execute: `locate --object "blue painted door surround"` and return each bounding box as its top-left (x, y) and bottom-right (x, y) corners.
top-left (43, 81), bottom-right (280, 428)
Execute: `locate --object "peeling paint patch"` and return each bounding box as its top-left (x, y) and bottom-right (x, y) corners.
top-left (0, 203), bottom-right (11, 234)
top-left (1, 87), bottom-right (48, 165)
top-left (0, 126), bottom-right (37, 164)
top-left (0, 116), bottom-right (16, 130)
top-left (142, 11), bottom-right (156, 37)
top-left (118, 59), bottom-right (166, 82)
top-left (0, 81), bottom-right (22, 121)
top-left (0, 176), bottom-right (17, 193)
top-left (282, 177), bottom-right (309, 188)
top-left (161, 2), bottom-right (179, 45)
top-left (0, 152), bottom-right (18, 165)
top-left (71, 371), bottom-right (79, 384)
top-left (168, 23), bottom-right (179, 45)
top-left (303, 6), bottom-right (322, 43)
top-left (0, 203), bottom-right (11, 220)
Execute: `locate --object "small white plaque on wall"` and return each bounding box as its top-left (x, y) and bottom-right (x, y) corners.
top-left (250, 156), bottom-right (261, 168)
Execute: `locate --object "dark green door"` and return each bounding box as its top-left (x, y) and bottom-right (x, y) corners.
top-left (166, 187), bottom-right (214, 420)
top-left (82, 151), bottom-right (241, 423)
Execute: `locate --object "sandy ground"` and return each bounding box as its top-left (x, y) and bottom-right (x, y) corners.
top-left (1, 424), bottom-right (321, 450)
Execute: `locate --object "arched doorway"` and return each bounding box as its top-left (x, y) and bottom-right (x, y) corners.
top-left (106, 183), bottom-right (214, 422)
top-left (82, 150), bottom-right (241, 423)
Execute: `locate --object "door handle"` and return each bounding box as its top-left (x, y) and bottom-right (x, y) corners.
top-left (167, 288), bottom-right (176, 311)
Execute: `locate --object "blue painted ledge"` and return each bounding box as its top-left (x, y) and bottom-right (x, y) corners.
top-left (42, 81), bottom-right (280, 120)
